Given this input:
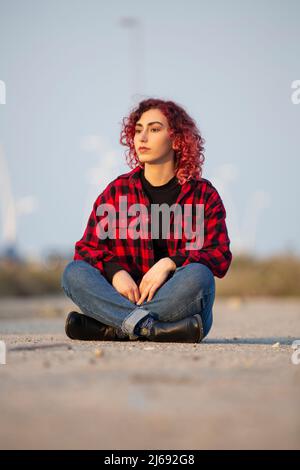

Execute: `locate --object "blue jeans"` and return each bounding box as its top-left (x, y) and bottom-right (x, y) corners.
top-left (61, 260), bottom-right (215, 340)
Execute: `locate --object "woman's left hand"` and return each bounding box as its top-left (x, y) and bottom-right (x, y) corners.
top-left (136, 258), bottom-right (176, 305)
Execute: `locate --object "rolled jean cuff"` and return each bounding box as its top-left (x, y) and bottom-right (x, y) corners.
top-left (122, 306), bottom-right (151, 338)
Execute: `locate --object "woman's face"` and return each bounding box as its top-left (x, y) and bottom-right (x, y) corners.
top-left (133, 108), bottom-right (175, 165)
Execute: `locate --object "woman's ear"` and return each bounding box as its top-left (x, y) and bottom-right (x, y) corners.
top-left (172, 135), bottom-right (181, 152)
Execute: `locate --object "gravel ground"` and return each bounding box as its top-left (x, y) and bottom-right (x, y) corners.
top-left (0, 295), bottom-right (299, 450)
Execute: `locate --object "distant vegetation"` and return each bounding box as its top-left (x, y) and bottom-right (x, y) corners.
top-left (0, 253), bottom-right (299, 298)
top-left (0, 255), bottom-right (67, 297)
top-left (215, 253), bottom-right (300, 297)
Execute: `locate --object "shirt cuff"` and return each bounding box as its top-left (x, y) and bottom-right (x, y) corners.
top-left (168, 255), bottom-right (187, 268)
top-left (103, 261), bottom-right (125, 283)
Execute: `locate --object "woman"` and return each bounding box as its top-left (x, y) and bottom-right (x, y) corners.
top-left (61, 98), bottom-right (232, 343)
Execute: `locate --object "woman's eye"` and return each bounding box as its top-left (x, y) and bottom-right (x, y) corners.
top-left (135, 128), bottom-right (161, 134)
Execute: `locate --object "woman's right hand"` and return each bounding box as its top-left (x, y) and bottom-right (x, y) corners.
top-left (112, 270), bottom-right (141, 304)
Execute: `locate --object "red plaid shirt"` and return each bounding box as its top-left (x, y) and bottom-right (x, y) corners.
top-left (74, 166), bottom-right (232, 283)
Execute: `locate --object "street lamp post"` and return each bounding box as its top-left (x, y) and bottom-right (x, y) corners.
top-left (119, 17), bottom-right (146, 102)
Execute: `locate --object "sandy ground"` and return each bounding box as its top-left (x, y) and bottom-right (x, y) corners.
top-left (0, 295), bottom-right (299, 450)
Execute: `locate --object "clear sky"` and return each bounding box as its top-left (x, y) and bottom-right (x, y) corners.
top-left (0, 0), bottom-right (299, 260)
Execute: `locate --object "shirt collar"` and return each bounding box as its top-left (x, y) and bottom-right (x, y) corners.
top-left (128, 165), bottom-right (196, 201)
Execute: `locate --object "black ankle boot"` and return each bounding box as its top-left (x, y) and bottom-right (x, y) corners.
top-left (140, 314), bottom-right (204, 343)
top-left (65, 311), bottom-right (128, 341)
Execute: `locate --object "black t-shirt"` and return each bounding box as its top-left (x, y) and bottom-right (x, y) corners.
top-left (140, 169), bottom-right (180, 262)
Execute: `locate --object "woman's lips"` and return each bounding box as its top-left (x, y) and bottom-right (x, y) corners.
top-left (139, 147), bottom-right (150, 152)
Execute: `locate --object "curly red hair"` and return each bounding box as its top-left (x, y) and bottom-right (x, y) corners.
top-left (119, 98), bottom-right (206, 185)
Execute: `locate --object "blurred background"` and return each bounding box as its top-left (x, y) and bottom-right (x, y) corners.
top-left (0, 0), bottom-right (300, 297)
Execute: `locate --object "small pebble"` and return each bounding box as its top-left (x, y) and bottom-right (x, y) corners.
top-left (272, 342), bottom-right (280, 348)
top-left (94, 348), bottom-right (104, 358)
